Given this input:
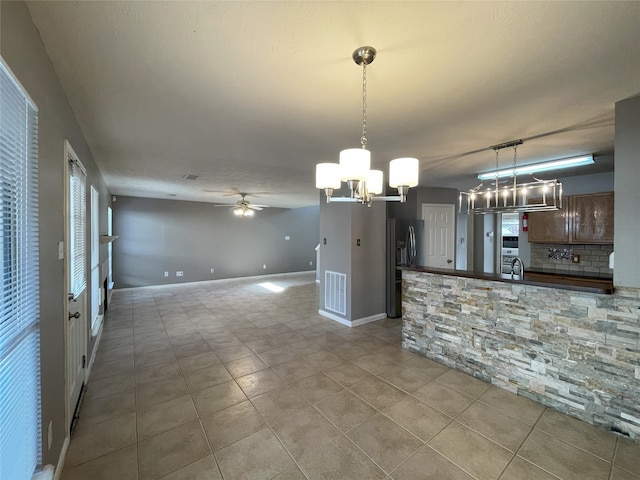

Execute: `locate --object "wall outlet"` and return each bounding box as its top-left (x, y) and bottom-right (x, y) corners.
top-left (473, 335), bottom-right (482, 349)
top-left (571, 254), bottom-right (581, 263)
top-left (309, 261), bottom-right (313, 266)
top-left (210, 268), bottom-right (215, 273)
top-left (164, 271), bottom-right (169, 277)
top-left (176, 271), bottom-right (184, 277)
top-left (47, 421), bottom-right (53, 450)
top-left (262, 264), bottom-right (267, 269)
top-left (636, 366), bottom-right (640, 380)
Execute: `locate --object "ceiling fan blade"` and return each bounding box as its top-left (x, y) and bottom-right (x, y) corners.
top-left (213, 204), bottom-right (235, 207)
top-left (247, 205), bottom-right (263, 211)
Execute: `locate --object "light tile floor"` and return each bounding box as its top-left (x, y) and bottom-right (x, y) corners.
top-left (62, 272), bottom-right (640, 480)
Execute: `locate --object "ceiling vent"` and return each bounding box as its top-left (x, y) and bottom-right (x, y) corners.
top-left (182, 174), bottom-right (199, 180)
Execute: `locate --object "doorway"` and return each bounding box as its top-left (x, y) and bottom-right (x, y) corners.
top-left (64, 140), bottom-right (88, 433)
top-left (422, 204), bottom-right (456, 268)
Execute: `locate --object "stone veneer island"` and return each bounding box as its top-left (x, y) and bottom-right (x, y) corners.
top-left (401, 267), bottom-right (640, 442)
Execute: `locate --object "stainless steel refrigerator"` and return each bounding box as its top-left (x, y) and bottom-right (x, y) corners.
top-left (386, 218), bottom-right (424, 317)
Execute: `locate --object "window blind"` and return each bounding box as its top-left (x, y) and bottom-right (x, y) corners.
top-left (0, 58), bottom-right (41, 480)
top-left (68, 151), bottom-right (86, 299)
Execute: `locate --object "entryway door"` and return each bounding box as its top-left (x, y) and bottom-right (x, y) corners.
top-left (64, 140), bottom-right (88, 432)
top-left (422, 203), bottom-right (455, 268)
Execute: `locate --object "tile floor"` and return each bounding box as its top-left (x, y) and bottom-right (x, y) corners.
top-left (62, 272), bottom-right (640, 480)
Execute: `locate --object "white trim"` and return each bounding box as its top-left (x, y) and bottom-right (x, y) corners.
top-left (115, 270), bottom-right (315, 291)
top-left (53, 436), bottom-right (70, 480)
top-left (0, 57), bottom-right (38, 110)
top-left (351, 312), bottom-right (388, 326)
top-left (318, 310), bottom-right (387, 328)
top-left (86, 318), bottom-right (103, 382)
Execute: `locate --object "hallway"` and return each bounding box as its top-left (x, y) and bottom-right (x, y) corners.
top-left (61, 272), bottom-right (640, 480)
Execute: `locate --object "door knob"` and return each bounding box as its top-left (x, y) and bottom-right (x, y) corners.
top-left (68, 312), bottom-right (80, 320)
top-left (447, 259), bottom-right (452, 264)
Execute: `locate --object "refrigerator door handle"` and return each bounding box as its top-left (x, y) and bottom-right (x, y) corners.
top-left (408, 225), bottom-right (416, 265)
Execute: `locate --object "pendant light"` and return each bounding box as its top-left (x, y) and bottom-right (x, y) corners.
top-left (459, 140), bottom-right (564, 214)
top-left (315, 46), bottom-right (419, 205)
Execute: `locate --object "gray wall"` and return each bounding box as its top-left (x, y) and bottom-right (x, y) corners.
top-left (112, 196), bottom-right (319, 288)
top-left (1, 0), bottom-right (111, 467)
top-left (614, 94), bottom-right (640, 288)
top-left (318, 194), bottom-right (386, 323)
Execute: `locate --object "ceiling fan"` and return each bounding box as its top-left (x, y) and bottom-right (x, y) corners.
top-left (214, 193), bottom-right (270, 217)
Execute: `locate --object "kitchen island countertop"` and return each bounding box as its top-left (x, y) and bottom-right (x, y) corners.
top-left (398, 265), bottom-right (614, 294)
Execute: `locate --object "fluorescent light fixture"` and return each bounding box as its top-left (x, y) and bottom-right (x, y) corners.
top-left (477, 155), bottom-right (594, 180)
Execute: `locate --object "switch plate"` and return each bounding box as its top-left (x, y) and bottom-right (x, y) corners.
top-left (164, 271), bottom-right (169, 277)
top-left (58, 241), bottom-right (64, 260)
top-left (48, 421), bottom-right (53, 450)
top-left (473, 335), bottom-right (482, 349)
top-left (176, 271), bottom-right (184, 277)
top-left (210, 268), bottom-right (215, 273)
top-left (284, 235), bottom-right (290, 240)
top-left (571, 254), bottom-right (581, 264)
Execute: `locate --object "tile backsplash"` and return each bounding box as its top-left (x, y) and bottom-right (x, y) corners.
top-left (530, 243), bottom-right (613, 276)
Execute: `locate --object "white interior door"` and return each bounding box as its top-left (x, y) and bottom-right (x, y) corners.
top-left (65, 141), bottom-right (87, 431)
top-left (422, 203), bottom-right (456, 268)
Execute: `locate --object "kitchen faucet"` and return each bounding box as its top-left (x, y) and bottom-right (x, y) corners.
top-left (511, 257), bottom-right (525, 277)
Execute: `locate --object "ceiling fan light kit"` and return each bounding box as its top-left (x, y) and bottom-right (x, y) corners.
top-left (459, 140), bottom-right (571, 215)
top-left (315, 46), bottom-right (419, 206)
top-left (215, 193), bottom-right (268, 218)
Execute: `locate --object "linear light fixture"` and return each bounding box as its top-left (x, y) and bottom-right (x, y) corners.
top-left (477, 154), bottom-right (594, 180)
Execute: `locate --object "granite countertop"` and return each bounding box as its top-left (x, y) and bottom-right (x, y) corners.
top-left (398, 265), bottom-right (614, 294)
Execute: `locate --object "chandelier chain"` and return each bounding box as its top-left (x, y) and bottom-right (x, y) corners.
top-left (361, 62), bottom-right (368, 148)
top-left (513, 144), bottom-right (518, 169)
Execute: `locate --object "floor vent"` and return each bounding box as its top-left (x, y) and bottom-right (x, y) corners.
top-left (324, 270), bottom-right (346, 315)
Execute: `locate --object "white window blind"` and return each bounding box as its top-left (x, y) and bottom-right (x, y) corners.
top-left (68, 149), bottom-right (86, 299)
top-left (0, 59), bottom-right (41, 480)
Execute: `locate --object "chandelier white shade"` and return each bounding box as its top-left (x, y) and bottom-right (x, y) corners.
top-left (316, 46), bottom-right (420, 206)
top-left (339, 148), bottom-right (371, 181)
top-left (367, 170), bottom-right (384, 195)
top-left (315, 163), bottom-right (341, 189)
top-left (389, 158), bottom-right (419, 188)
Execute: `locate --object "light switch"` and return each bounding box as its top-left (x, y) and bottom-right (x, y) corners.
top-left (58, 241), bottom-right (64, 260)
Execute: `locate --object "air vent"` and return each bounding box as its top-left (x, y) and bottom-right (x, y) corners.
top-left (324, 271), bottom-right (346, 315)
top-left (182, 174), bottom-right (199, 180)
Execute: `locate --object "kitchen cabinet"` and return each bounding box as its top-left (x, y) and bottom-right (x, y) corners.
top-left (572, 192), bottom-right (614, 243)
top-left (528, 199), bottom-right (570, 243)
top-left (528, 192), bottom-right (613, 244)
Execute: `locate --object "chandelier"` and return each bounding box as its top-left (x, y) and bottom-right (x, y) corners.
top-left (315, 46), bottom-right (419, 205)
top-left (459, 140), bottom-right (563, 215)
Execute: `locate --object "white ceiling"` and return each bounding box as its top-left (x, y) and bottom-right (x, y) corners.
top-left (26, 1), bottom-right (640, 208)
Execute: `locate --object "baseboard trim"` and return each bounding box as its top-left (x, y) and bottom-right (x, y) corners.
top-left (116, 270), bottom-right (315, 291)
top-left (86, 321), bottom-right (103, 382)
top-left (318, 310), bottom-right (387, 328)
top-left (53, 435), bottom-right (70, 480)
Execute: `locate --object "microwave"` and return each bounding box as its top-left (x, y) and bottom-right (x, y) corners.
top-left (502, 236), bottom-right (519, 249)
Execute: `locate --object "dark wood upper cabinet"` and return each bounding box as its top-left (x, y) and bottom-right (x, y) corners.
top-left (528, 200), bottom-right (570, 243)
top-left (528, 192), bottom-right (614, 244)
top-left (572, 192), bottom-right (614, 243)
